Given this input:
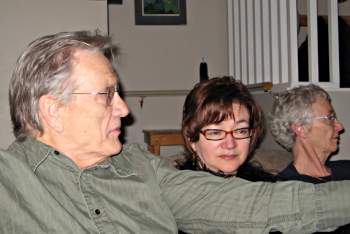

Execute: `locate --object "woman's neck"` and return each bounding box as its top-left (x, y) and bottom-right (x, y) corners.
top-left (196, 160), bottom-right (236, 178)
top-left (292, 142), bottom-right (331, 177)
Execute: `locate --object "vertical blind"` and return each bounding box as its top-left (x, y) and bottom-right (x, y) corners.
top-left (227, 0), bottom-right (340, 88)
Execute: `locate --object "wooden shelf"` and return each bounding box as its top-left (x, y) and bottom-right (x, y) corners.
top-left (143, 129), bottom-right (183, 156)
top-left (125, 82), bottom-right (272, 98)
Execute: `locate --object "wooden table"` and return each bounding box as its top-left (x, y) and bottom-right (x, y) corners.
top-left (143, 129), bottom-right (184, 156)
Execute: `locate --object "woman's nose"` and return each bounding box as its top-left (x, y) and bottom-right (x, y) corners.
top-left (334, 119), bottom-right (344, 132)
top-left (222, 133), bottom-right (237, 148)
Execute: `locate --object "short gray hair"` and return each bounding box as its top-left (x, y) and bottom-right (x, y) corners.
top-left (9, 30), bottom-right (119, 138)
top-left (269, 84), bottom-right (330, 150)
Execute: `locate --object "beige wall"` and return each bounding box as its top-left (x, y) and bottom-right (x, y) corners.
top-left (108, 0), bottom-right (229, 151)
top-left (0, 0), bottom-right (107, 148)
top-left (109, 0), bottom-right (229, 91)
top-left (1, 0), bottom-right (349, 160)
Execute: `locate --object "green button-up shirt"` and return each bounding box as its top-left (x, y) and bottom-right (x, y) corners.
top-left (0, 137), bottom-right (350, 233)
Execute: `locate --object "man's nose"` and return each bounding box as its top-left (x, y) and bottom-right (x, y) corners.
top-left (112, 93), bottom-right (129, 117)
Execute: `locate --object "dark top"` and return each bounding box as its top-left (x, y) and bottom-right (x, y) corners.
top-left (278, 160), bottom-right (350, 234)
top-left (177, 157), bottom-right (278, 182)
top-left (278, 160), bottom-right (350, 184)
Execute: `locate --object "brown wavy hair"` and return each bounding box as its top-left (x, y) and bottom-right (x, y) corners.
top-left (181, 76), bottom-right (265, 155)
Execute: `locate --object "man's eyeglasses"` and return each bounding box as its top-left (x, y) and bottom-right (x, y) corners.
top-left (200, 128), bottom-right (253, 141)
top-left (71, 83), bottom-right (120, 106)
top-left (314, 113), bottom-right (337, 121)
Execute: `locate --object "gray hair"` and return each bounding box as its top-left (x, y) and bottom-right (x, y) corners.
top-left (269, 84), bottom-right (330, 150)
top-left (9, 30), bottom-right (119, 138)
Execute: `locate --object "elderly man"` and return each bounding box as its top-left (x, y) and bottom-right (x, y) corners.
top-left (1, 31), bottom-right (350, 233)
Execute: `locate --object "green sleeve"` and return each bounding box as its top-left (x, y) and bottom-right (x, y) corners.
top-left (146, 148), bottom-right (350, 233)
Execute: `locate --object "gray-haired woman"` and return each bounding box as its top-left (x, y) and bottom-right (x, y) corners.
top-left (270, 84), bottom-right (350, 183)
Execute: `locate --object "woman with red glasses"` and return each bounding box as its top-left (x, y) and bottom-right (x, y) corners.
top-left (178, 76), bottom-right (275, 181)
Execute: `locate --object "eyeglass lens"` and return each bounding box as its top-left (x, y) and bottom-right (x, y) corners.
top-left (106, 84), bottom-right (120, 105)
top-left (201, 128), bottom-right (252, 140)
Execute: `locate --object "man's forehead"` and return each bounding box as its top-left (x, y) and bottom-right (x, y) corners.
top-left (71, 49), bottom-right (117, 86)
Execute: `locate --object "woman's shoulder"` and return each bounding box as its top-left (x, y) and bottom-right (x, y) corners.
top-left (327, 159), bottom-right (350, 167)
top-left (237, 162), bottom-right (278, 182)
top-left (327, 160), bottom-right (350, 180)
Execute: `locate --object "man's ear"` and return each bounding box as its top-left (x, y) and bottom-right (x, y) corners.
top-left (38, 95), bottom-right (63, 132)
top-left (290, 122), bottom-right (306, 137)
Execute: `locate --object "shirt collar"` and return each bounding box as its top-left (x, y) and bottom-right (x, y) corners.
top-left (8, 136), bottom-right (137, 176)
top-left (8, 136), bottom-right (48, 167)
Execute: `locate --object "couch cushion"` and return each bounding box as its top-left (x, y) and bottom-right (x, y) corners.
top-left (249, 148), bottom-right (292, 174)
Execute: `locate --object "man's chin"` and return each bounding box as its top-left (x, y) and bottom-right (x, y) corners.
top-left (105, 140), bottom-right (123, 156)
top-left (113, 142), bottom-right (123, 155)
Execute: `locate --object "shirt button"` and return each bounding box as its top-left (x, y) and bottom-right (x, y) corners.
top-left (95, 209), bottom-right (101, 215)
top-left (53, 150), bottom-right (60, 155)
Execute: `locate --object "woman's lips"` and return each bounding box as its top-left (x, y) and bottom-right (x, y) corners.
top-left (219, 154), bottom-right (238, 160)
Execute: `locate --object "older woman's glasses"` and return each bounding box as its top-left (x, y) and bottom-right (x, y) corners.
top-left (200, 128), bottom-right (253, 141)
top-left (71, 83), bottom-right (120, 106)
top-left (314, 113), bottom-right (337, 121)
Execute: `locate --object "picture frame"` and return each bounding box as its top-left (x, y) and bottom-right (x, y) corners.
top-left (108, 0), bottom-right (122, 4)
top-left (134, 0), bottom-right (186, 25)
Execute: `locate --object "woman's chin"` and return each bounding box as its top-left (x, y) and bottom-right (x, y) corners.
top-left (219, 167), bottom-right (238, 175)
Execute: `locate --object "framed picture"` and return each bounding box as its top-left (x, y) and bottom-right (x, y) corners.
top-left (108, 0), bottom-right (122, 4)
top-left (135, 0), bottom-right (186, 25)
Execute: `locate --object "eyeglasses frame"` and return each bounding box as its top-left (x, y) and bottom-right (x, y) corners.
top-left (200, 127), bottom-right (254, 141)
top-left (313, 113), bottom-right (337, 121)
top-left (71, 83), bottom-right (120, 106)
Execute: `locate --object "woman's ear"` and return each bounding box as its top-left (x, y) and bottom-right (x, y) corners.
top-left (189, 140), bottom-right (197, 152)
top-left (38, 95), bottom-right (63, 132)
top-left (290, 122), bottom-right (306, 137)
